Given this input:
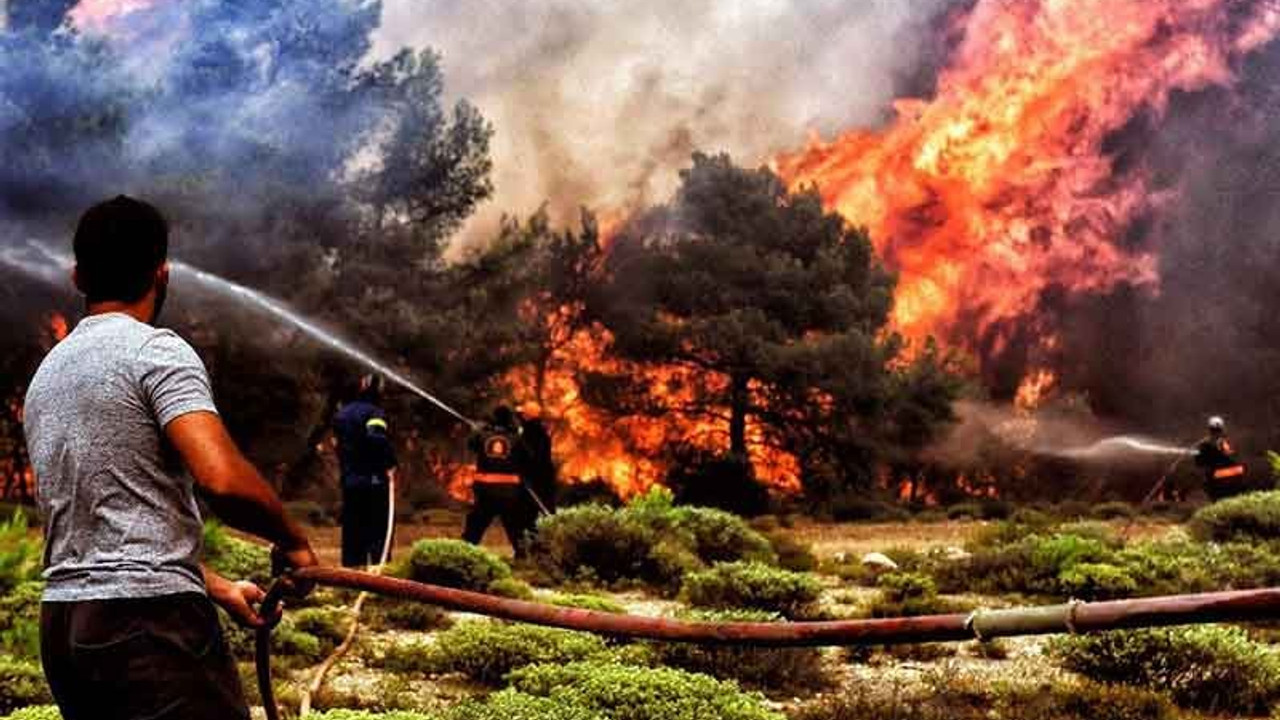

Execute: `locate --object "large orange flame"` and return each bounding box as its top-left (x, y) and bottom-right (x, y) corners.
top-left (779, 0), bottom-right (1280, 360)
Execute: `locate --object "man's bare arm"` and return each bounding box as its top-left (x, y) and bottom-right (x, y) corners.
top-left (166, 411), bottom-right (315, 568)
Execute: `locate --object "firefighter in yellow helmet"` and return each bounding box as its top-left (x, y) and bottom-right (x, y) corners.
top-left (1195, 416), bottom-right (1246, 501)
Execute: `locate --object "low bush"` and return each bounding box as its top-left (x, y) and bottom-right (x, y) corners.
top-left (507, 660), bottom-right (784, 720)
top-left (767, 533), bottom-right (817, 572)
top-left (291, 606), bottom-right (352, 646)
top-left (868, 572), bottom-right (957, 618)
top-left (2, 707), bottom-right (62, 720)
top-left (530, 488), bottom-right (775, 592)
top-left (202, 521), bottom-right (271, 585)
top-left (309, 712), bottom-right (435, 720)
top-left (0, 582), bottom-right (41, 659)
top-left (669, 505), bottom-right (775, 566)
top-left (544, 593), bottom-right (627, 614)
top-left (1051, 626), bottom-right (1280, 713)
top-left (792, 673), bottom-right (1177, 720)
top-left (381, 620), bottom-right (608, 684)
top-left (1090, 502), bottom-right (1137, 521)
top-left (0, 513), bottom-right (42, 595)
top-left (945, 500), bottom-right (1011, 522)
top-left (367, 596), bottom-right (451, 632)
top-left (1190, 491), bottom-right (1280, 542)
top-left (681, 562), bottom-right (822, 619)
top-left (937, 531), bottom-right (1122, 598)
top-left (645, 608), bottom-right (829, 693)
top-left (402, 539), bottom-right (513, 593)
top-left (530, 503), bottom-right (692, 591)
top-left (0, 654), bottom-right (51, 714)
top-left (448, 691), bottom-right (603, 720)
top-left (1055, 563), bottom-right (1137, 600)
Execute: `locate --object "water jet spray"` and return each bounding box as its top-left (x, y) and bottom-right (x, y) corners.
top-left (0, 241), bottom-right (479, 429)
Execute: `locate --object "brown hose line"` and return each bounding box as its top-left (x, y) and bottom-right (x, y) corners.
top-left (257, 572), bottom-right (1280, 720)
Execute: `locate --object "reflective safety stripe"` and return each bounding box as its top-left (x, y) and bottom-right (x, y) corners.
top-left (474, 472), bottom-right (522, 485)
top-left (1214, 465), bottom-right (1246, 480)
top-left (366, 418), bottom-right (389, 432)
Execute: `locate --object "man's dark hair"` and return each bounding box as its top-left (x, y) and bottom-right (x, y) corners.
top-left (73, 195), bottom-right (169, 304)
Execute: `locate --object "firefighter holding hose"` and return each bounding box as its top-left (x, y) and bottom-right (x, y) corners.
top-left (463, 406), bottom-right (545, 558)
top-left (1196, 416), bottom-right (1247, 501)
top-left (23, 196), bottom-right (317, 720)
top-left (334, 374), bottom-right (398, 567)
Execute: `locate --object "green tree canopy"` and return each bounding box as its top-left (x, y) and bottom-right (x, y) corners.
top-left (590, 152), bottom-right (960, 497)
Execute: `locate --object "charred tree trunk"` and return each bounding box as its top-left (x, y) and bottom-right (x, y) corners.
top-left (729, 373), bottom-right (749, 461)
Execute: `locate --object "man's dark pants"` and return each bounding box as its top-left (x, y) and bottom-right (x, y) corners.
top-left (41, 593), bottom-right (248, 720)
top-left (342, 480), bottom-right (391, 567)
top-left (463, 482), bottom-right (537, 558)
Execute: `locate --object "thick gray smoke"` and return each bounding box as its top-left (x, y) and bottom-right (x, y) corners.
top-left (370, 0), bottom-right (957, 248)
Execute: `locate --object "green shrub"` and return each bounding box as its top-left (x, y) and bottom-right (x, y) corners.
top-left (202, 521), bottom-right (271, 585)
top-left (1008, 507), bottom-right (1055, 527)
top-left (767, 533), bottom-right (817, 572)
top-left (367, 595), bottom-right (451, 632)
top-left (508, 660), bottom-right (784, 720)
top-left (530, 504), bottom-right (691, 591)
top-left (2, 708), bottom-right (62, 720)
top-left (291, 606), bottom-right (352, 646)
top-left (382, 620), bottom-right (608, 684)
top-left (1053, 500), bottom-right (1092, 520)
top-left (1051, 626), bottom-right (1280, 712)
top-left (0, 513), bottom-right (41, 595)
top-left (1056, 563), bottom-right (1137, 601)
top-left (544, 593), bottom-right (627, 614)
top-left (447, 691), bottom-right (603, 720)
top-left (868, 572), bottom-right (954, 618)
top-left (307, 707), bottom-right (437, 712)
top-left (0, 654), bottom-right (51, 713)
top-left (403, 539), bottom-right (513, 592)
top-left (945, 502), bottom-right (983, 521)
top-left (669, 505), bottom-right (775, 565)
top-left (645, 608), bottom-right (828, 693)
top-left (1090, 502), bottom-right (1137, 521)
top-left (1190, 491), bottom-right (1280, 542)
top-left (792, 673), bottom-right (1177, 720)
top-left (0, 582), bottom-right (41, 659)
top-left (681, 562), bottom-right (822, 619)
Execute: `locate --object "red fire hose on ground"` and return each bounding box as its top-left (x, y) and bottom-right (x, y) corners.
top-left (254, 571), bottom-right (1280, 720)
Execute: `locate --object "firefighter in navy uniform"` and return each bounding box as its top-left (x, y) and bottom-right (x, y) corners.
top-left (463, 406), bottom-right (539, 558)
top-left (334, 374), bottom-right (398, 567)
top-left (1196, 416), bottom-right (1246, 501)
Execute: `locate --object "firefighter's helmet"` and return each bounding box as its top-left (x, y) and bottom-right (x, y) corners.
top-left (357, 373), bottom-right (385, 401)
top-left (1208, 416), bottom-right (1226, 432)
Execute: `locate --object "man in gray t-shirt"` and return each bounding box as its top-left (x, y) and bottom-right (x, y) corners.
top-left (23, 196), bottom-right (317, 720)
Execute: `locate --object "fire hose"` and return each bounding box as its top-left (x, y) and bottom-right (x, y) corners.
top-left (255, 575), bottom-right (1280, 720)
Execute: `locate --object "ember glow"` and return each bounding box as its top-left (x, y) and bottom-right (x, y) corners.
top-left (779, 0), bottom-right (1280, 364)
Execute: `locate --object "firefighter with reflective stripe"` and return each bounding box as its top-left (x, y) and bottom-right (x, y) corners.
top-left (463, 406), bottom-right (538, 558)
top-left (334, 374), bottom-right (398, 567)
top-left (1196, 416), bottom-right (1246, 501)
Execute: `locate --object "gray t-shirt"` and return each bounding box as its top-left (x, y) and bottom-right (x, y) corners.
top-left (24, 312), bottom-right (217, 602)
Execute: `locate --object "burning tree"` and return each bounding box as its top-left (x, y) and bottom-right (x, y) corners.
top-left (590, 153), bottom-right (960, 501)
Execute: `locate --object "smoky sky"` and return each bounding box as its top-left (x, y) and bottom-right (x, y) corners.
top-left (370, 0), bottom-right (959, 248)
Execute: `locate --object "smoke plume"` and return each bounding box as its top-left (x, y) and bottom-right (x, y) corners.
top-left (369, 0), bottom-right (959, 247)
